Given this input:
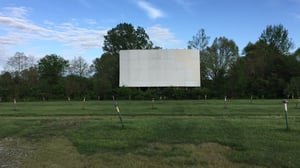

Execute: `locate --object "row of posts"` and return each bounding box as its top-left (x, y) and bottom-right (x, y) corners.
top-left (6, 95), bottom-right (300, 108)
top-left (4, 96), bottom-right (298, 130)
top-left (2, 94), bottom-right (300, 103)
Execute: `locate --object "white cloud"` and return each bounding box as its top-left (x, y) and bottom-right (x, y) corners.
top-left (0, 35), bottom-right (24, 45)
top-left (0, 6), bottom-right (108, 71)
top-left (137, 1), bottom-right (164, 19)
top-left (51, 25), bottom-right (106, 49)
top-left (147, 25), bottom-right (182, 48)
top-left (86, 19), bottom-right (97, 25)
top-left (0, 6), bottom-right (107, 55)
top-left (0, 16), bottom-right (51, 36)
top-left (3, 6), bottom-right (29, 18)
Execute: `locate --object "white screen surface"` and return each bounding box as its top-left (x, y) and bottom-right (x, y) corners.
top-left (119, 49), bottom-right (200, 87)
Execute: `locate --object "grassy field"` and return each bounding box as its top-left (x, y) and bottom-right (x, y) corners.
top-left (0, 99), bottom-right (300, 167)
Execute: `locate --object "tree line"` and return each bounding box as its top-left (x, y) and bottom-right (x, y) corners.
top-left (0, 23), bottom-right (299, 101)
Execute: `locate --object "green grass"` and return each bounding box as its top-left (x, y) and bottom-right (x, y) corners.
top-left (0, 99), bottom-right (300, 167)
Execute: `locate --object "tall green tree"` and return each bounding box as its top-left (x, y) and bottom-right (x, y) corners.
top-left (0, 72), bottom-right (15, 100)
top-left (94, 23), bottom-right (155, 91)
top-left (206, 37), bottom-right (239, 80)
top-left (203, 37), bottom-right (239, 95)
top-left (93, 53), bottom-right (118, 87)
top-left (38, 54), bottom-right (68, 98)
top-left (188, 29), bottom-right (210, 51)
top-left (243, 24), bottom-right (295, 98)
top-left (103, 23), bottom-right (153, 55)
top-left (259, 24), bottom-right (294, 55)
top-left (38, 54), bottom-right (68, 82)
top-left (243, 42), bottom-right (269, 97)
top-left (19, 67), bottom-right (40, 98)
top-left (226, 56), bottom-right (249, 97)
top-left (92, 52), bottom-right (118, 91)
top-left (285, 48), bottom-right (300, 97)
top-left (245, 41), bottom-right (285, 97)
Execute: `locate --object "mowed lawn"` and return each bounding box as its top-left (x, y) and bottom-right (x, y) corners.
top-left (0, 99), bottom-right (300, 167)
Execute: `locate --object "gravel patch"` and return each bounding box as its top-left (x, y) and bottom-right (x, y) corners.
top-left (0, 138), bottom-right (32, 168)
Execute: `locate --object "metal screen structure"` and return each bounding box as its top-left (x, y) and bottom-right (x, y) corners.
top-left (119, 49), bottom-right (200, 87)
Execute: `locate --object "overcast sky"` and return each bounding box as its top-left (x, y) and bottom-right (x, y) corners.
top-left (0, 0), bottom-right (300, 71)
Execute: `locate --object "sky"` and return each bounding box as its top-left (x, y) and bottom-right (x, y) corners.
top-left (0, 0), bottom-right (300, 71)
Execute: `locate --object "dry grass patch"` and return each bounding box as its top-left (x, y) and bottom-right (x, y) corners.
top-left (0, 137), bottom-right (265, 168)
top-left (23, 137), bottom-right (84, 168)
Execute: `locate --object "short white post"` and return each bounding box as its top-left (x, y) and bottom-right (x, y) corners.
top-left (224, 96), bottom-right (227, 109)
top-left (282, 99), bottom-right (289, 130)
top-left (13, 98), bottom-right (17, 111)
top-left (82, 97), bottom-right (86, 110)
